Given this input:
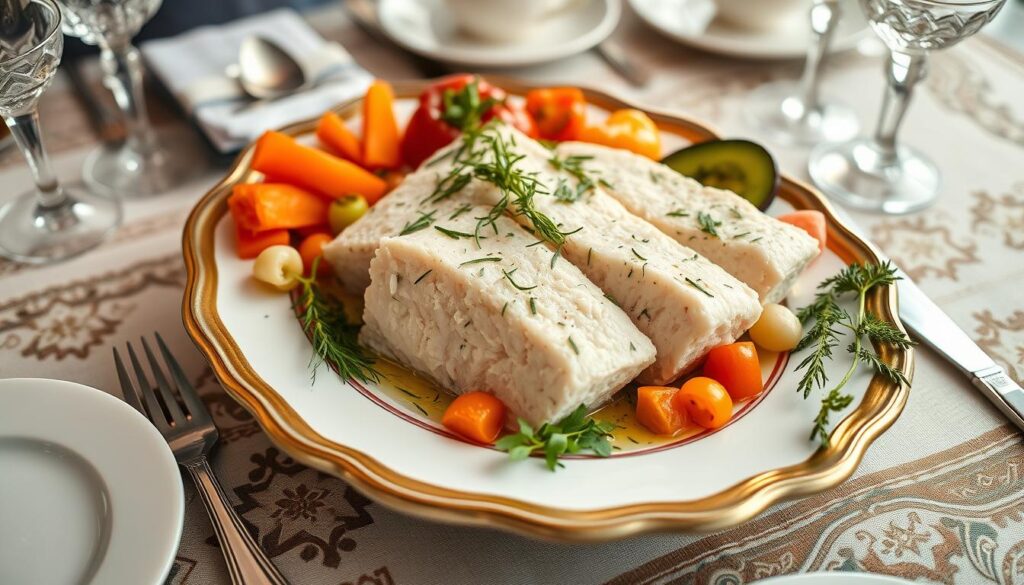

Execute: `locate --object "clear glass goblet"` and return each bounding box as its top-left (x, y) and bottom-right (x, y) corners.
top-left (56, 0), bottom-right (206, 197)
top-left (808, 0), bottom-right (1006, 214)
top-left (745, 0), bottom-right (860, 146)
top-left (0, 0), bottom-right (122, 264)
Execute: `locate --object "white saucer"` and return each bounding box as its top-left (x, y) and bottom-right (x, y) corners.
top-left (377, 0), bottom-right (621, 68)
top-left (629, 0), bottom-right (871, 60)
top-left (0, 378), bottom-right (184, 585)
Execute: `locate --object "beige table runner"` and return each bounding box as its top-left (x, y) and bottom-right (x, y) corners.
top-left (2, 6), bottom-right (1023, 584)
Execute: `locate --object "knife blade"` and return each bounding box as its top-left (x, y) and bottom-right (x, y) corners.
top-left (828, 205), bottom-right (1024, 430)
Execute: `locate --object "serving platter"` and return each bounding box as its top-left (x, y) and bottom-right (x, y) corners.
top-left (182, 78), bottom-right (913, 541)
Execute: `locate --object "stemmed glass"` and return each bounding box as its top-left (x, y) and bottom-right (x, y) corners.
top-left (55, 0), bottom-right (205, 197)
top-left (744, 0), bottom-right (860, 145)
top-left (0, 0), bottom-right (122, 264)
top-left (808, 0), bottom-right (1006, 214)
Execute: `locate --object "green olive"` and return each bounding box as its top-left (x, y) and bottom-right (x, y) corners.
top-left (328, 194), bottom-right (369, 235)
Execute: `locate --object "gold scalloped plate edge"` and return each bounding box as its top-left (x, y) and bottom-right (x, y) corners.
top-left (181, 78), bottom-right (914, 542)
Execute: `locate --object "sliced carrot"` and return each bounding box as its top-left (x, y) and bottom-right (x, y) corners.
top-left (298, 232), bottom-right (334, 276)
top-left (362, 80), bottom-right (401, 170)
top-left (235, 223), bottom-right (289, 260)
top-left (635, 386), bottom-right (687, 435)
top-left (702, 342), bottom-right (763, 401)
top-left (251, 131), bottom-right (388, 204)
top-left (316, 112), bottom-right (362, 165)
top-left (777, 210), bottom-right (826, 254)
top-left (228, 183), bottom-right (329, 233)
top-left (442, 391), bottom-right (507, 444)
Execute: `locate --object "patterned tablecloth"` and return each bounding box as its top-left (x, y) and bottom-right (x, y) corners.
top-left (2, 5), bottom-right (1023, 584)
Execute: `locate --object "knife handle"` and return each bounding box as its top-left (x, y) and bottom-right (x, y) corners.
top-left (972, 366), bottom-right (1024, 431)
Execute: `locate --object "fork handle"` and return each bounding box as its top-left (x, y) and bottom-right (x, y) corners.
top-left (184, 457), bottom-right (289, 585)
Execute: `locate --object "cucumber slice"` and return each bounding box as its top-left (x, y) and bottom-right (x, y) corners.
top-left (661, 140), bottom-right (779, 211)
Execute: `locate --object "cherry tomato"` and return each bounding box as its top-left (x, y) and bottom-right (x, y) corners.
top-left (578, 109), bottom-right (661, 159)
top-left (673, 377), bottom-right (733, 430)
top-left (298, 232), bottom-right (334, 276)
top-left (702, 341), bottom-right (764, 401)
top-left (635, 386), bottom-right (686, 435)
top-left (525, 88), bottom-right (586, 141)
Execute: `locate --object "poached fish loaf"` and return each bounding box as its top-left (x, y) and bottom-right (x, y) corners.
top-left (360, 207), bottom-right (656, 427)
top-left (475, 127), bottom-right (762, 384)
top-left (555, 141), bottom-right (819, 303)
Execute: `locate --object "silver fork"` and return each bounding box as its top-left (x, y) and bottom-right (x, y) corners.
top-left (114, 334), bottom-right (288, 585)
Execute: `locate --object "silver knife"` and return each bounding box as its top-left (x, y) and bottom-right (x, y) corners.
top-left (828, 205), bottom-right (1024, 430)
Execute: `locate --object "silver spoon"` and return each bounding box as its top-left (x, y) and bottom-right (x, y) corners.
top-left (234, 36), bottom-right (307, 101)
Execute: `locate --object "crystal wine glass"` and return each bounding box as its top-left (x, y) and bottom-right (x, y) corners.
top-left (0, 0), bottom-right (122, 264)
top-left (56, 0), bottom-right (206, 197)
top-left (744, 0), bottom-right (860, 146)
top-left (808, 0), bottom-right (1006, 214)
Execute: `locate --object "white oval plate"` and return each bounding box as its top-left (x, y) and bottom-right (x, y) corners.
top-left (183, 80), bottom-right (911, 540)
top-left (629, 0), bottom-right (871, 60)
top-left (0, 378), bottom-right (184, 585)
top-left (377, 0), bottom-right (621, 68)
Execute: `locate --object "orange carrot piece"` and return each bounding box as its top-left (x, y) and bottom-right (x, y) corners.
top-left (251, 131), bottom-right (387, 204)
top-left (442, 391), bottom-right (507, 444)
top-left (228, 183), bottom-right (329, 233)
top-left (635, 386), bottom-right (687, 435)
top-left (316, 112), bottom-right (362, 164)
top-left (294, 223), bottom-right (331, 239)
top-left (777, 210), bottom-right (826, 254)
top-left (298, 232), bottom-right (334, 276)
top-left (362, 80), bottom-right (401, 169)
top-left (235, 224), bottom-right (289, 260)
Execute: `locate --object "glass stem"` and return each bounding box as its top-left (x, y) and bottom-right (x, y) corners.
top-left (795, 0), bottom-right (840, 120)
top-left (100, 42), bottom-right (156, 155)
top-left (4, 108), bottom-right (65, 209)
top-left (873, 50), bottom-right (928, 164)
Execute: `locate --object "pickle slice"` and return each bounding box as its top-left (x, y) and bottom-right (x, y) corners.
top-left (661, 140), bottom-right (779, 211)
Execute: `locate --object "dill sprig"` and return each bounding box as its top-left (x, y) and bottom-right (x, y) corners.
top-left (795, 261), bottom-right (913, 445)
top-left (502, 267), bottom-right (537, 291)
top-left (549, 154), bottom-right (600, 202)
top-left (495, 405), bottom-right (614, 471)
top-left (697, 211), bottom-right (721, 237)
top-left (295, 261), bottom-right (380, 385)
top-left (400, 210), bottom-right (436, 236)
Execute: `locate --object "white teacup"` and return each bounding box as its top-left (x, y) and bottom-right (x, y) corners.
top-left (715, 0), bottom-right (808, 32)
top-left (443, 0), bottom-right (573, 43)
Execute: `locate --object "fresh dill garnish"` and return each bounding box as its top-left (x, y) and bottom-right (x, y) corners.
top-left (697, 211), bottom-right (721, 237)
top-left (449, 202), bottom-right (472, 219)
top-left (411, 402), bottom-right (429, 416)
top-left (494, 405), bottom-right (614, 471)
top-left (440, 76), bottom-right (502, 131)
top-left (400, 210), bottom-right (437, 236)
top-left (397, 387), bottom-right (421, 399)
top-left (548, 154), bottom-right (598, 199)
top-left (459, 256), bottom-right (502, 267)
top-left (631, 248), bottom-right (647, 261)
top-left (529, 297), bottom-right (537, 315)
top-left (295, 260), bottom-right (380, 385)
top-left (502, 268), bottom-right (537, 291)
top-left (414, 270), bottom-right (432, 284)
top-left (685, 277), bottom-right (714, 297)
top-left (629, 341), bottom-right (636, 351)
top-left (598, 178), bottom-right (614, 189)
top-left (734, 232), bottom-right (750, 239)
top-left (567, 336), bottom-right (580, 355)
top-left (434, 225), bottom-right (478, 240)
top-left (666, 209), bottom-right (690, 217)
top-left (795, 261), bottom-right (913, 446)
top-left (750, 236), bottom-right (763, 242)
top-left (426, 172), bottom-right (472, 205)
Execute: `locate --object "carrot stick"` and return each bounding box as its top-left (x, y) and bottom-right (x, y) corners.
top-left (251, 131), bottom-right (388, 204)
top-left (235, 224), bottom-right (289, 260)
top-left (316, 112), bottom-right (362, 165)
top-left (442, 391), bottom-right (507, 444)
top-left (228, 183), bottom-right (329, 232)
top-left (362, 80), bottom-right (401, 170)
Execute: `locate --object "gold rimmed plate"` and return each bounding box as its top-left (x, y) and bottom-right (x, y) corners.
top-left (181, 79), bottom-right (913, 541)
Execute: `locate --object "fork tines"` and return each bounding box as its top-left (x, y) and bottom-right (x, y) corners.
top-left (113, 333), bottom-right (211, 430)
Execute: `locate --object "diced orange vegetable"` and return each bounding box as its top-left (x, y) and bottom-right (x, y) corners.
top-left (777, 210), bottom-right (826, 254)
top-left (578, 109), bottom-right (661, 159)
top-left (442, 391), bottom-right (507, 444)
top-left (298, 232), bottom-right (334, 276)
top-left (251, 131), bottom-right (388, 204)
top-left (362, 80), bottom-right (401, 170)
top-left (702, 342), bottom-right (764, 401)
top-left (228, 183), bottom-right (329, 233)
top-left (235, 223), bottom-right (289, 260)
top-left (526, 87), bottom-right (586, 142)
top-left (294, 224), bottom-right (331, 239)
top-left (635, 386), bottom-right (687, 435)
top-left (316, 112), bottom-right (362, 165)
top-left (673, 377), bottom-right (733, 430)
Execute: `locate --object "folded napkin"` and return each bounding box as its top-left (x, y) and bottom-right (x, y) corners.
top-left (142, 9), bottom-right (373, 152)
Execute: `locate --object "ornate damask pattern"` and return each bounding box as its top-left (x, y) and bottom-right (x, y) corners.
top-left (928, 51), bottom-right (1024, 147)
top-left (606, 426), bottom-right (1024, 585)
top-left (974, 310), bottom-right (1024, 384)
top-left (870, 214), bottom-right (979, 282)
top-left (971, 184), bottom-right (1024, 250)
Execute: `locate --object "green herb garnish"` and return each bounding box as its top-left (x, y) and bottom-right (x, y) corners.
top-left (434, 225), bottom-right (479, 240)
top-left (502, 268), bottom-right (537, 291)
top-left (399, 210), bottom-right (436, 236)
top-left (685, 277), bottom-right (714, 298)
top-left (666, 209), bottom-right (690, 217)
top-left (631, 248), bottom-right (647, 262)
top-left (697, 211), bottom-right (721, 237)
top-left (414, 269), bottom-right (432, 284)
top-left (459, 256), bottom-right (502, 267)
top-left (494, 405), bottom-right (615, 471)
